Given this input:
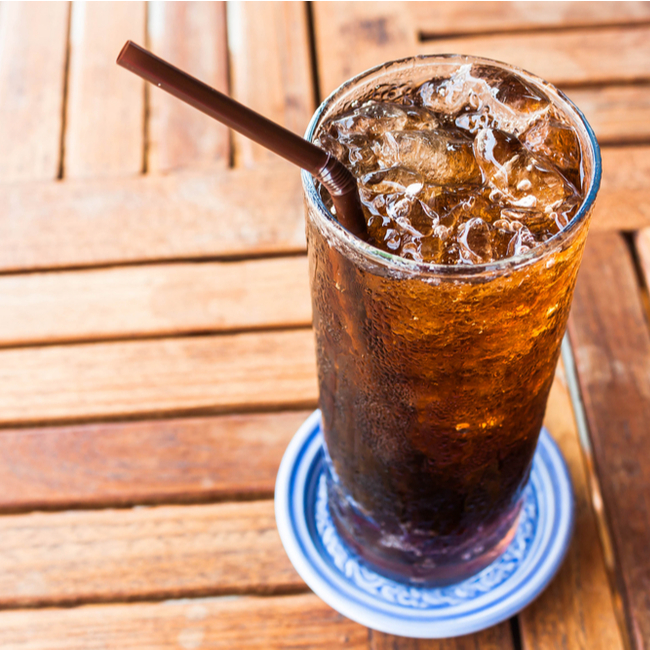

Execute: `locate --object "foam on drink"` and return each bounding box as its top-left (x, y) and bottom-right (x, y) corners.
top-left (316, 63), bottom-right (584, 264)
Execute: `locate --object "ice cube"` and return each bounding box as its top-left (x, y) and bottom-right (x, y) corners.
top-left (455, 110), bottom-right (497, 135)
top-left (315, 132), bottom-right (347, 164)
top-left (327, 101), bottom-right (409, 137)
top-left (507, 222), bottom-right (538, 257)
top-left (417, 64), bottom-right (479, 114)
top-left (360, 167), bottom-right (425, 196)
top-left (457, 217), bottom-right (493, 264)
top-left (473, 128), bottom-right (579, 214)
top-left (377, 129), bottom-right (481, 184)
top-left (522, 111), bottom-right (581, 182)
top-left (402, 105), bottom-right (440, 130)
top-left (499, 207), bottom-right (559, 238)
top-left (471, 65), bottom-right (551, 134)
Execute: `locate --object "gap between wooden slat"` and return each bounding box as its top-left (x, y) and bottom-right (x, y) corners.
top-left (628, 231), bottom-right (650, 331)
top-left (419, 19), bottom-right (650, 42)
top-left (57, 3), bottom-right (72, 180)
top-left (141, 1), bottom-right (150, 175)
top-left (305, 0), bottom-right (323, 108)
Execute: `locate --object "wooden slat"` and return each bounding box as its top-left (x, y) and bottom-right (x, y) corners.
top-left (417, 26), bottom-right (650, 88)
top-left (0, 411), bottom-right (309, 510)
top-left (519, 361), bottom-right (625, 650)
top-left (593, 146), bottom-right (650, 232)
top-left (0, 500), bottom-right (301, 606)
top-left (0, 162), bottom-right (306, 272)
top-left (0, 146), bottom-right (645, 274)
top-left (228, 1), bottom-right (314, 165)
top-left (314, 5), bottom-right (650, 148)
top-left (0, 329), bottom-right (317, 425)
top-left (313, 2), bottom-right (417, 97)
top-left (147, 1), bottom-right (230, 172)
top-left (0, 257), bottom-right (311, 346)
top-left (568, 85), bottom-right (650, 145)
top-left (568, 232), bottom-right (650, 650)
top-left (411, 1), bottom-right (650, 38)
top-left (0, 1), bottom-right (69, 182)
top-left (0, 593), bottom-right (367, 649)
top-left (369, 623), bottom-right (513, 649)
top-left (315, 4), bottom-right (650, 95)
top-left (65, 1), bottom-right (145, 178)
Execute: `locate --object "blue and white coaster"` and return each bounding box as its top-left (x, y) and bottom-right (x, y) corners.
top-left (275, 410), bottom-right (574, 638)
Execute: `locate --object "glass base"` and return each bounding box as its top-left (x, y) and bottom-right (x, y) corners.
top-left (328, 483), bottom-right (523, 587)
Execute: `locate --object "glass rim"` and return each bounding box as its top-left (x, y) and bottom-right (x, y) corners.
top-left (302, 53), bottom-right (602, 278)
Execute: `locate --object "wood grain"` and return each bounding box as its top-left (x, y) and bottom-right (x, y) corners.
top-left (568, 232), bottom-right (650, 650)
top-left (314, 3), bottom-right (650, 95)
top-left (0, 593), bottom-right (368, 649)
top-left (592, 146), bottom-right (650, 232)
top-left (519, 361), bottom-right (625, 650)
top-left (417, 26), bottom-right (650, 88)
top-left (412, 1), bottom-right (650, 38)
top-left (313, 2), bottom-right (417, 97)
top-left (0, 1), bottom-right (69, 182)
top-left (0, 500), bottom-right (302, 607)
top-left (568, 85), bottom-right (650, 145)
top-left (228, 1), bottom-right (314, 165)
top-left (0, 329), bottom-right (317, 425)
top-left (0, 162), bottom-right (306, 272)
top-left (0, 411), bottom-right (309, 510)
top-left (0, 147), bottom-right (646, 273)
top-left (369, 623), bottom-right (513, 649)
top-left (147, 1), bottom-right (230, 172)
top-left (65, 1), bottom-right (146, 178)
top-left (0, 256), bottom-right (311, 345)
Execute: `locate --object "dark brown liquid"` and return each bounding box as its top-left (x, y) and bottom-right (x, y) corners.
top-left (308, 62), bottom-right (590, 584)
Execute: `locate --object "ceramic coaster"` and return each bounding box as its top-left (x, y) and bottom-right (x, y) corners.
top-left (275, 410), bottom-right (574, 639)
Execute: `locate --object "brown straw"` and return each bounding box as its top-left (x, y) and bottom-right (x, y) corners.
top-left (117, 41), bottom-right (367, 239)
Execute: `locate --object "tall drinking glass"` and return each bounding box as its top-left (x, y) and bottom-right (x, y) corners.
top-left (302, 55), bottom-right (601, 585)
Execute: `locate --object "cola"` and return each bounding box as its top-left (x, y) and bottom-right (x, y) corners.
top-left (303, 56), bottom-right (600, 585)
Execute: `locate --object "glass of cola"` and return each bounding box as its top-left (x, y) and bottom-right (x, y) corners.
top-left (302, 55), bottom-right (601, 585)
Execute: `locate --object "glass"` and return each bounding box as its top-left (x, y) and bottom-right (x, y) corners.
top-left (301, 55), bottom-right (601, 585)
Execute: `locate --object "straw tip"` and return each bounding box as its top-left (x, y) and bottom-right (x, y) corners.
top-left (116, 40), bottom-right (135, 66)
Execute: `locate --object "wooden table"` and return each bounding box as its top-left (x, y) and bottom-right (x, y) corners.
top-left (0, 2), bottom-right (649, 648)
